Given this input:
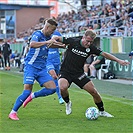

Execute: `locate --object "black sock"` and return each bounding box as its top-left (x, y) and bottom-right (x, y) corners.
top-left (63, 96), bottom-right (69, 103)
top-left (95, 101), bottom-right (104, 111)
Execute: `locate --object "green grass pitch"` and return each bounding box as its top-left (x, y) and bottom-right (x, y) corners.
top-left (0, 70), bottom-right (132, 133)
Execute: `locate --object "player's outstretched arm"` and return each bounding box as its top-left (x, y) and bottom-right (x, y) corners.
top-left (101, 52), bottom-right (130, 66)
top-left (30, 38), bottom-right (62, 48)
top-left (47, 37), bottom-right (66, 48)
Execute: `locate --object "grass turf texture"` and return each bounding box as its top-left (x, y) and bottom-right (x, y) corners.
top-left (0, 70), bottom-right (132, 133)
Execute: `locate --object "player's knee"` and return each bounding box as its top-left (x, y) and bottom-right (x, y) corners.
top-left (60, 85), bottom-right (68, 92)
top-left (90, 89), bottom-right (99, 97)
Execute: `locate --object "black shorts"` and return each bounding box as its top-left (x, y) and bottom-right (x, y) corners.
top-left (59, 71), bottom-right (91, 89)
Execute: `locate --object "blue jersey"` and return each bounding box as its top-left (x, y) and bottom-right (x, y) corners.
top-left (25, 30), bottom-right (51, 69)
top-left (47, 31), bottom-right (62, 66)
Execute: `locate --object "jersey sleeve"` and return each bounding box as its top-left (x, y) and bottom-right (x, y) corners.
top-left (62, 37), bottom-right (80, 45)
top-left (90, 45), bottom-right (103, 56)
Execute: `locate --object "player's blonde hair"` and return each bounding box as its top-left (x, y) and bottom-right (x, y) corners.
top-left (84, 29), bottom-right (96, 40)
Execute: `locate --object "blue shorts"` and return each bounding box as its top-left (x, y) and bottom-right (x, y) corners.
top-left (46, 62), bottom-right (60, 75)
top-left (23, 65), bottom-right (53, 87)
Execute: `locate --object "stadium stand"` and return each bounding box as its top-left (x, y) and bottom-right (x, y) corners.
top-left (15, 0), bottom-right (133, 39)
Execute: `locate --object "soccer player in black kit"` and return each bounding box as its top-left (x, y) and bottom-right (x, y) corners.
top-left (54, 29), bottom-right (130, 117)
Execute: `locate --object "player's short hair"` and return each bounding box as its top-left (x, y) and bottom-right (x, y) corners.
top-left (84, 29), bottom-right (96, 40)
top-left (45, 18), bottom-right (58, 27)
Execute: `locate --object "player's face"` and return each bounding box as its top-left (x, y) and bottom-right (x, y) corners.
top-left (45, 25), bottom-right (56, 36)
top-left (82, 35), bottom-right (93, 48)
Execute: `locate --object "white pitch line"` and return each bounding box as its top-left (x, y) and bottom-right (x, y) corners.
top-left (70, 89), bottom-right (133, 106)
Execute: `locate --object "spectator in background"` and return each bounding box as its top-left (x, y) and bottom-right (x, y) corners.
top-left (14, 50), bottom-right (21, 68)
top-left (2, 39), bottom-right (11, 70)
top-left (0, 45), bottom-right (4, 69)
top-left (39, 16), bottom-right (45, 23)
top-left (84, 54), bottom-right (95, 76)
top-left (10, 50), bottom-right (16, 67)
top-left (89, 55), bottom-right (105, 79)
top-left (84, 54), bottom-right (105, 79)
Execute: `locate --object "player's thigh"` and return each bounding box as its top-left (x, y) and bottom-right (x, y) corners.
top-left (58, 71), bottom-right (71, 90)
top-left (23, 65), bottom-right (36, 85)
top-left (83, 81), bottom-right (96, 94)
top-left (37, 69), bottom-right (56, 88)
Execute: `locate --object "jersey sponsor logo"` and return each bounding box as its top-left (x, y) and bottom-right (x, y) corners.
top-left (72, 48), bottom-right (88, 57)
top-left (86, 48), bottom-right (90, 52)
top-left (33, 35), bottom-right (38, 39)
top-left (49, 51), bottom-right (57, 54)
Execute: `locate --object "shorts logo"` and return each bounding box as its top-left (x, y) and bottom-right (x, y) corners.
top-left (86, 48), bottom-right (90, 52)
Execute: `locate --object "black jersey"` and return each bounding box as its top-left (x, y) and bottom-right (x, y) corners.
top-left (61, 37), bottom-right (102, 74)
top-left (2, 42), bottom-right (11, 56)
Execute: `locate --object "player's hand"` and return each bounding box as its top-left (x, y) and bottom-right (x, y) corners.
top-left (47, 39), bottom-right (65, 48)
top-left (118, 59), bottom-right (130, 65)
top-left (49, 70), bottom-right (58, 79)
top-left (47, 38), bottom-right (58, 47)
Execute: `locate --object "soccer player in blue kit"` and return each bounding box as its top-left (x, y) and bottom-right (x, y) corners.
top-left (8, 18), bottom-right (63, 120)
top-left (46, 30), bottom-right (64, 104)
top-left (22, 30), bottom-right (64, 107)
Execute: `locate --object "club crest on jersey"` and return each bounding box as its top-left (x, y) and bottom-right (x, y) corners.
top-left (86, 48), bottom-right (90, 52)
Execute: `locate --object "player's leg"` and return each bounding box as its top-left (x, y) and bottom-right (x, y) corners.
top-left (89, 64), bottom-right (96, 78)
top-left (84, 63), bottom-right (90, 76)
top-left (7, 55), bottom-right (10, 70)
top-left (47, 64), bottom-right (64, 104)
top-left (23, 80), bottom-right (56, 107)
top-left (9, 84), bottom-right (32, 120)
top-left (8, 65), bottom-right (35, 120)
top-left (3, 55), bottom-right (7, 70)
top-left (83, 80), bottom-right (114, 117)
top-left (23, 69), bottom-right (57, 107)
top-left (54, 79), bottom-right (64, 104)
top-left (58, 77), bottom-right (72, 115)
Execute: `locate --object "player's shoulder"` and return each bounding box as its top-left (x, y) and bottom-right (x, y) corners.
top-left (32, 30), bottom-right (42, 36)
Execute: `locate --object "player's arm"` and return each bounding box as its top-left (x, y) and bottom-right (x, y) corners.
top-left (30, 39), bottom-right (58, 48)
top-left (52, 36), bottom-right (63, 42)
top-left (52, 36), bottom-right (73, 45)
top-left (46, 36), bottom-right (66, 48)
top-left (101, 52), bottom-right (130, 65)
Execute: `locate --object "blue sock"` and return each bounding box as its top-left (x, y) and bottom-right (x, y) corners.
top-left (34, 88), bottom-right (56, 98)
top-left (13, 90), bottom-right (31, 112)
top-left (55, 79), bottom-right (62, 99)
